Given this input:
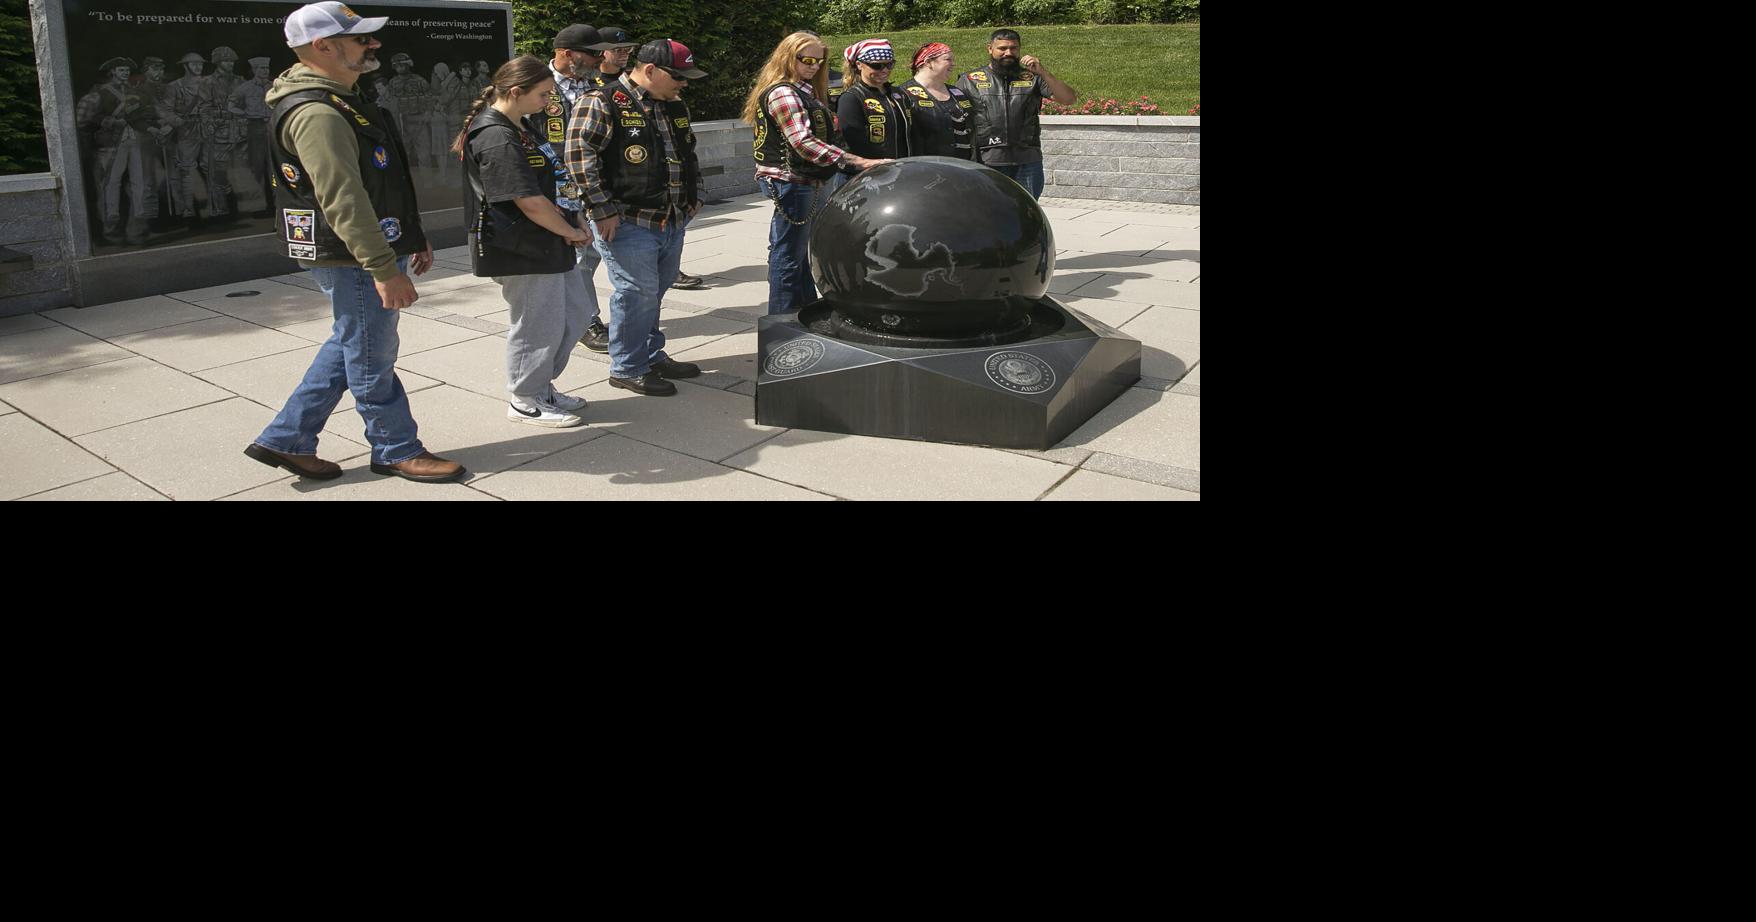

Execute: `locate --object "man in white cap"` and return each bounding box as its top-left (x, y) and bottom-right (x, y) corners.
top-left (244, 1), bottom-right (464, 483)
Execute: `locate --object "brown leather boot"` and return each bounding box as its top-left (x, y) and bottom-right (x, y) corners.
top-left (370, 451), bottom-right (466, 483)
top-left (243, 443), bottom-right (343, 480)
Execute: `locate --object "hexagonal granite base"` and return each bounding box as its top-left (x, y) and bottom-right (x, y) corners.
top-left (756, 296), bottom-right (1140, 450)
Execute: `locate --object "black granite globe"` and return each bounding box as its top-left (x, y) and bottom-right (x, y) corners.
top-left (810, 156), bottom-right (1056, 340)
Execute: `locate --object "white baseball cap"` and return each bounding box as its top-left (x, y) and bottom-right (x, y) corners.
top-left (284, 2), bottom-right (388, 48)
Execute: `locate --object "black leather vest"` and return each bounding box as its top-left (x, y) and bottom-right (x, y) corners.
top-left (837, 81), bottom-right (911, 167)
top-left (752, 82), bottom-right (837, 182)
top-left (900, 80), bottom-right (973, 159)
top-left (588, 82), bottom-right (698, 211)
top-left (270, 88), bottom-right (426, 263)
top-left (465, 107), bottom-right (574, 277)
top-left (958, 65), bottom-right (1044, 162)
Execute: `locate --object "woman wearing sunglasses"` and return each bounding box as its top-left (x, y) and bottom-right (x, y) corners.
top-left (835, 39), bottom-right (912, 185)
top-left (899, 43), bottom-right (974, 160)
top-left (742, 31), bottom-right (891, 315)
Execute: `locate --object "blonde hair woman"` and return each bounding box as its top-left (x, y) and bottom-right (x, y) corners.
top-left (742, 31), bottom-right (891, 315)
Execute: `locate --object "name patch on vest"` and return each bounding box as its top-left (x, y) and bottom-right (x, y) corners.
top-left (621, 118), bottom-right (646, 128)
top-left (625, 145), bottom-right (648, 164)
top-left (1011, 80), bottom-right (1035, 88)
top-left (380, 217), bottom-right (402, 242)
top-left (289, 242), bottom-right (316, 259)
top-left (283, 208), bottom-right (314, 242)
top-left (372, 145), bottom-right (389, 169)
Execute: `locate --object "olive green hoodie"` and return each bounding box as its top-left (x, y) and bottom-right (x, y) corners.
top-left (267, 64), bottom-right (406, 282)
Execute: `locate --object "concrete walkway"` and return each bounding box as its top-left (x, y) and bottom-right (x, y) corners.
top-left (0, 193), bottom-right (1199, 500)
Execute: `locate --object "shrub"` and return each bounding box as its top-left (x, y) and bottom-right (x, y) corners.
top-left (0, 0), bottom-right (49, 175)
top-left (1042, 94), bottom-right (1167, 115)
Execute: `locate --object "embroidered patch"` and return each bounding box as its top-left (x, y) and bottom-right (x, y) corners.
top-left (1011, 79), bottom-right (1035, 88)
top-left (906, 85), bottom-right (928, 98)
top-left (673, 117), bottom-right (689, 129)
top-left (329, 94), bottom-right (355, 112)
top-left (372, 145), bottom-right (389, 169)
top-left (354, 115), bottom-right (370, 126)
top-left (280, 162), bottom-right (301, 184)
top-left (289, 242), bottom-right (316, 259)
top-left (863, 98), bottom-right (883, 114)
top-left (628, 127), bottom-right (641, 138)
top-left (958, 99), bottom-right (973, 109)
top-left (545, 101), bottom-right (562, 117)
top-left (547, 117), bottom-right (565, 143)
top-left (866, 115), bottom-right (885, 125)
top-left (869, 124), bottom-right (885, 143)
top-left (612, 90), bottom-right (631, 107)
top-left (380, 217), bottom-right (402, 242)
top-left (968, 70), bottom-right (989, 81)
top-left (620, 117), bottom-right (647, 127)
top-left (282, 208), bottom-right (314, 242)
top-left (520, 133), bottom-right (536, 150)
top-left (624, 145), bottom-right (648, 164)
top-left (526, 154), bottom-right (545, 169)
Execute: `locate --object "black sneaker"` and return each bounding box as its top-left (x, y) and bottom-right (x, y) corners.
top-left (651, 357), bottom-right (701, 379)
top-left (608, 372), bottom-right (678, 396)
top-left (580, 319), bottom-right (609, 353)
top-left (671, 271), bottom-right (707, 290)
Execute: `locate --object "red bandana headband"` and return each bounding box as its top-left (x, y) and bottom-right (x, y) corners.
top-left (913, 42), bottom-right (951, 70)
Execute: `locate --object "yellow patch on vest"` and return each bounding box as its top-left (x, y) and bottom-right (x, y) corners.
top-left (625, 145), bottom-right (648, 164)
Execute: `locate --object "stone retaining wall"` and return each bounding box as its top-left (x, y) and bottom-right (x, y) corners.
top-left (1042, 115), bottom-right (1200, 205)
top-left (0, 174), bottom-right (72, 317)
top-left (693, 119), bottom-right (760, 201)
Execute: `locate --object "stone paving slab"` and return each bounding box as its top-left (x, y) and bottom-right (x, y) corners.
top-left (1043, 468), bottom-right (1200, 501)
top-left (667, 330), bottom-right (759, 385)
top-left (0, 397), bottom-right (13, 415)
top-left (0, 325), bottom-right (133, 385)
top-left (18, 470), bottom-right (168, 501)
top-left (192, 345), bottom-right (444, 415)
top-left (412, 283), bottom-right (510, 318)
top-left (384, 384), bottom-right (608, 478)
top-left (222, 464), bottom-right (499, 501)
top-left (571, 377), bottom-right (782, 464)
top-left (722, 428), bottom-right (1069, 501)
top-left (1065, 210), bottom-right (1200, 229)
top-left (72, 397), bottom-right (368, 500)
top-left (680, 252), bottom-right (773, 284)
top-left (1059, 389), bottom-right (1200, 472)
top-left (44, 296), bottom-right (221, 339)
top-left (1071, 272), bottom-right (1201, 304)
top-left (1182, 362), bottom-right (1201, 387)
top-left (0, 356), bottom-right (233, 437)
top-left (0, 313), bottom-right (60, 337)
top-left (0, 413), bottom-right (117, 500)
top-left (469, 432), bottom-right (831, 501)
top-left (109, 316), bottom-right (312, 373)
top-left (167, 277), bottom-right (313, 304)
top-left (193, 284), bottom-right (336, 328)
top-left (1119, 306), bottom-right (1201, 381)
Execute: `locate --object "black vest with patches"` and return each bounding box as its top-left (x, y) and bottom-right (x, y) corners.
top-left (838, 81), bottom-right (911, 166)
top-left (753, 82), bottom-right (837, 182)
top-left (900, 80), bottom-right (974, 160)
top-left (958, 65), bottom-right (1044, 160)
top-left (588, 82), bottom-right (698, 211)
top-left (270, 88), bottom-right (425, 262)
top-left (537, 87), bottom-right (572, 148)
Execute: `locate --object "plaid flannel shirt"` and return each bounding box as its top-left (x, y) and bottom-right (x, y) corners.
top-left (565, 74), bottom-right (693, 229)
top-left (754, 82), bottom-right (847, 183)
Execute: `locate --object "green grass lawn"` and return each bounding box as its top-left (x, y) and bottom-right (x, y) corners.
top-left (819, 22), bottom-right (1199, 114)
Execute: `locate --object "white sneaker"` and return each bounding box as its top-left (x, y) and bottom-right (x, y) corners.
top-left (547, 389), bottom-right (588, 412)
top-left (507, 395), bottom-right (583, 427)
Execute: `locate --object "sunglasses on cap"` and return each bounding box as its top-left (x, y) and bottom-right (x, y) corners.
top-left (796, 54), bottom-right (825, 66)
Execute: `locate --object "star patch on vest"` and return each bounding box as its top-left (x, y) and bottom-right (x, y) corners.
top-left (372, 145), bottom-right (389, 169)
top-left (380, 217), bottom-right (402, 242)
top-left (863, 98), bottom-right (883, 114)
top-left (625, 145), bottom-right (648, 164)
top-left (280, 162), bottom-right (301, 184)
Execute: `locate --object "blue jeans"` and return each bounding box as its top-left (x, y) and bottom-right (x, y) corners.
top-left (594, 217), bottom-right (687, 379)
top-left (764, 177), bottom-right (820, 315)
top-left (577, 227), bottom-right (603, 327)
top-left (993, 162), bottom-right (1045, 199)
top-left (255, 257), bottom-right (424, 465)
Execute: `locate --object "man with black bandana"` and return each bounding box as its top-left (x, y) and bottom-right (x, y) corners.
top-left (955, 28), bottom-right (1075, 199)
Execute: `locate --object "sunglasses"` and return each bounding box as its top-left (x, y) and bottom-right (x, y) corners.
top-left (657, 65), bottom-right (687, 80)
top-left (344, 34), bottom-right (374, 46)
top-left (796, 54), bottom-right (825, 66)
top-left (864, 61), bottom-right (894, 70)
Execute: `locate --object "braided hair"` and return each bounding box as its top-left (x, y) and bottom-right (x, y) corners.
top-left (450, 54), bottom-right (554, 155)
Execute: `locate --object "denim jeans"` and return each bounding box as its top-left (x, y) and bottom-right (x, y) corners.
top-left (992, 162), bottom-right (1045, 199)
top-left (255, 257), bottom-right (424, 465)
top-left (594, 217), bottom-right (687, 379)
top-left (577, 229), bottom-right (603, 327)
top-left (764, 177), bottom-right (821, 315)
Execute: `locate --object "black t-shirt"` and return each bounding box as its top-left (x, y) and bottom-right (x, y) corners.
top-left (469, 121), bottom-right (546, 204)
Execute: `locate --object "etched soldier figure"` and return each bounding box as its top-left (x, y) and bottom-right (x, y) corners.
top-left (229, 56), bottom-right (276, 215)
top-left (473, 59), bottom-right (491, 94)
top-left (166, 51), bottom-right (212, 222)
top-left (428, 61), bottom-right (463, 171)
top-left (75, 57), bottom-right (152, 244)
top-left (135, 56), bottom-right (175, 228)
top-left (386, 52), bottom-right (433, 167)
top-left (201, 46), bottom-right (246, 217)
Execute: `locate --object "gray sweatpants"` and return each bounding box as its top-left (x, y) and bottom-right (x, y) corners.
top-left (498, 266), bottom-right (592, 399)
